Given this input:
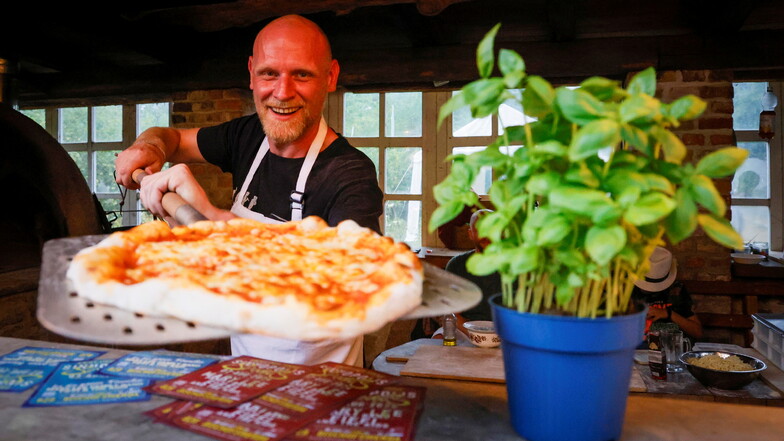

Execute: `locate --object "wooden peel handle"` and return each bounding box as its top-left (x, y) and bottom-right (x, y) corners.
top-left (131, 169), bottom-right (208, 225)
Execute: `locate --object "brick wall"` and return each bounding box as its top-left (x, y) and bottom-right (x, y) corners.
top-left (656, 70), bottom-right (736, 282)
top-left (170, 89), bottom-right (256, 210)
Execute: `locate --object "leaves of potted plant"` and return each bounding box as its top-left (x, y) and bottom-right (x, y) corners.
top-left (430, 23), bottom-right (747, 441)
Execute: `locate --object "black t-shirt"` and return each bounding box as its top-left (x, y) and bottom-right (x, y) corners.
top-left (197, 115), bottom-right (383, 233)
top-left (633, 281), bottom-right (695, 336)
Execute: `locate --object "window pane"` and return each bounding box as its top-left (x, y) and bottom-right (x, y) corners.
top-left (731, 141), bottom-right (769, 199)
top-left (452, 146), bottom-right (492, 195)
top-left (59, 107), bottom-right (88, 143)
top-left (452, 91), bottom-right (491, 137)
top-left (93, 105), bottom-right (122, 142)
top-left (68, 151), bottom-right (89, 182)
top-left (731, 205), bottom-right (770, 246)
top-left (732, 82), bottom-right (768, 131)
top-left (21, 109), bottom-right (45, 127)
top-left (385, 200), bottom-right (422, 250)
top-left (137, 102), bottom-right (170, 134)
top-left (385, 92), bottom-right (422, 137)
top-left (100, 198), bottom-right (123, 228)
top-left (497, 89), bottom-right (532, 132)
top-left (344, 93), bottom-right (379, 137)
top-left (95, 150), bottom-right (121, 193)
top-left (357, 147), bottom-right (379, 179)
top-left (385, 147), bottom-right (421, 194)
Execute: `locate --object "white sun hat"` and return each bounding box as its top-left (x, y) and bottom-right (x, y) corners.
top-left (634, 247), bottom-right (677, 292)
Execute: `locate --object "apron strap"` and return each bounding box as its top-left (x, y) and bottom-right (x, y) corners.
top-left (290, 117), bottom-right (327, 221)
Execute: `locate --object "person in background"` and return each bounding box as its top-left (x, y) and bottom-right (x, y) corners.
top-left (432, 209), bottom-right (499, 342)
top-left (114, 14), bottom-right (383, 367)
top-left (633, 247), bottom-right (703, 345)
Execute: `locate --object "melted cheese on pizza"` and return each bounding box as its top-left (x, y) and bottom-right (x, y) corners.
top-left (75, 217), bottom-right (420, 318)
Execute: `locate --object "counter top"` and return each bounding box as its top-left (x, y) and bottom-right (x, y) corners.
top-left (2, 337), bottom-right (784, 441)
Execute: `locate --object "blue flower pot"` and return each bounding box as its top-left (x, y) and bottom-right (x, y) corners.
top-left (490, 293), bottom-right (646, 441)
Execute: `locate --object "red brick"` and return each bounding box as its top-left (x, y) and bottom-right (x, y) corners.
top-left (682, 71), bottom-right (708, 82)
top-left (698, 117), bottom-right (733, 130)
top-left (710, 134), bottom-right (735, 146)
top-left (172, 102), bottom-right (193, 113)
top-left (711, 101), bottom-right (734, 114)
top-left (699, 85), bottom-right (733, 99)
top-left (681, 133), bottom-right (705, 145)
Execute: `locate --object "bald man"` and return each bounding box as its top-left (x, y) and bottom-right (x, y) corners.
top-left (114, 15), bottom-right (383, 367)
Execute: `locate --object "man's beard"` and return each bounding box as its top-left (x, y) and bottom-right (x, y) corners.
top-left (259, 102), bottom-right (315, 145)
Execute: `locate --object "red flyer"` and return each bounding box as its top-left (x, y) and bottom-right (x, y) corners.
top-left (145, 356), bottom-right (311, 408)
top-left (169, 362), bottom-right (399, 441)
top-left (286, 385), bottom-right (427, 441)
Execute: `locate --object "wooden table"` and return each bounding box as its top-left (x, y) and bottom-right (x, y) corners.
top-left (375, 339), bottom-right (784, 407)
top-left (3, 337), bottom-right (784, 441)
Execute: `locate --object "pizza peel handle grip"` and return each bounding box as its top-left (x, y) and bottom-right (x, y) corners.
top-left (132, 169), bottom-right (208, 225)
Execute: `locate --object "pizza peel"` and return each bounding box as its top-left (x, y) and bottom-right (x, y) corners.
top-left (37, 171), bottom-right (482, 345)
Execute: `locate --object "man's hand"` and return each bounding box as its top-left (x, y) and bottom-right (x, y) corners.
top-left (139, 164), bottom-right (233, 222)
top-left (115, 141), bottom-right (167, 190)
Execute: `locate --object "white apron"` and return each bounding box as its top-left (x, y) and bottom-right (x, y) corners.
top-left (229, 117), bottom-right (364, 367)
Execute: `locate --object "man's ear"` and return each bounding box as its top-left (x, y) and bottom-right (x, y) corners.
top-left (247, 56), bottom-right (254, 89)
top-left (327, 59), bottom-right (340, 92)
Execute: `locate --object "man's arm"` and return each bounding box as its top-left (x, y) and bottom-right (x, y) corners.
top-left (115, 127), bottom-right (203, 190)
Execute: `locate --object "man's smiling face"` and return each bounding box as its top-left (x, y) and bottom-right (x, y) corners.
top-left (248, 17), bottom-right (338, 147)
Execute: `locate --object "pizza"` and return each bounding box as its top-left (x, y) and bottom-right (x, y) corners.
top-left (65, 216), bottom-right (423, 341)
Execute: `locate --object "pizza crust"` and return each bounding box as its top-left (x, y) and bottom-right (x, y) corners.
top-left (66, 217), bottom-right (423, 341)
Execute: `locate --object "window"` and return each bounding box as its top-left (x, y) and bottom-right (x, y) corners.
top-left (20, 102), bottom-right (171, 229)
top-left (342, 92), bottom-right (426, 250)
top-left (335, 89), bottom-right (535, 250)
top-left (730, 82), bottom-right (783, 251)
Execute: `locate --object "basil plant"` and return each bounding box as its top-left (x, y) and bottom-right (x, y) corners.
top-left (429, 24), bottom-right (748, 318)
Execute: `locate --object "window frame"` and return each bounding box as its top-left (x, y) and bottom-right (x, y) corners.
top-left (19, 102), bottom-right (171, 229)
top-left (731, 81), bottom-right (784, 252)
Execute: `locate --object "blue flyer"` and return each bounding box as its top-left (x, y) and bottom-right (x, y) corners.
top-left (23, 359), bottom-right (152, 407)
top-left (0, 346), bottom-right (104, 392)
top-left (99, 351), bottom-right (219, 380)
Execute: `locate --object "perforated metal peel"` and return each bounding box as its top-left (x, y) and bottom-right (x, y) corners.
top-left (37, 235), bottom-right (482, 345)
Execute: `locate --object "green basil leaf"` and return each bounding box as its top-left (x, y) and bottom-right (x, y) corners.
top-left (591, 205), bottom-right (623, 226)
top-left (695, 147), bottom-right (749, 178)
top-left (499, 48), bottom-right (525, 76)
top-left (619, 94), bottom-right (661, 124)
top-left (565, 162), bottom-right (601, 188)
top-left (522, 76), bottom-right (555, 118)
top-left (667, 95), bottom-right (706, 121)
top-left (549, 186), bottom-right (616, 217)
top-left (428, 200), bottom-right (465, 232)
top-left (586, 225), bottom-right (626, 265)
top-left (569, 119), bottom-right (621, 161)
top-left (643, 173), bottom-right (675, 195)
top-left (555, 88), bottom-right (607, 125)
top-left (579, 76), bottom-right (623, 101)
top-left (627, 67), bottom-right (656, 96)
top-left (530, 140), bottom-right (568, 157)
top-left (462, 78), bottom-right (507, 119)
top-left (605, 169), bottom-right (647, 196)
top-left (537, 215), bottom-right (572, 245)
top-left (526, 171), bottom-right (562, 195)
top-left (477, 23), bottom-right (501, 78)
top-left (466, 249), bottom-right (508, 276)
top-left (620, 123), bottom-right (651, 156)
top-left (477, 210), bottom-right (512, 242)
top-left (697, 213), bottom-right (745, 250)
top-left (652, 126), bottom-right (687, 164)
top-left (437, 90), bottom-right (467, 127)
top-left (663, 188), bottom-right (698, 244)
top-left (508, 244), bottom-right (540, 274)
top-left (616, 186), bottom-right (642, 208)
top-left (500, 125), bottom-right (527, 145)
top-left (623, 192), bottom-right (676, 225)
top-left (688, 174), bottom-right (726, 216)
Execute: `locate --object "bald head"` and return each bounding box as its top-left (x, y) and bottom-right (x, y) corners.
top-left (469, 209), bottom-right (492, 251)
top-left (254, 15), bottom-right (333, 68)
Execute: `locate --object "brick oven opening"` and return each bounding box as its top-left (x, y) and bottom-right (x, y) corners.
top-left (0, 102), bottom-right (107, 273)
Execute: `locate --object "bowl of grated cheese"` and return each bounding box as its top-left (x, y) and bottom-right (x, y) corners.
top-left (680, 351), bottom-right (767, 390)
